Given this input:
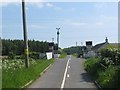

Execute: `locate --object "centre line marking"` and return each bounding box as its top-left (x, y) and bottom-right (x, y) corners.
top-left (60, 58), bottom-right (70, 89)
top-left (67, 74), bottom-right (69, 78)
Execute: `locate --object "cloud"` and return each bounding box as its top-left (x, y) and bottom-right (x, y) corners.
top-left (0, 0), bottom-right (44, 3)
top-left (94, 3), bottom-right (107, 9)
top-left (61, 15), bottom-right (117, 30)
top-left (46, 3), bottom-right (53, 7)
top-left (100, 15), bottom-right (117, 21)
top-left (70, 22), bottom-right (87, 26)
top-left (1, 0), bottom-right (44, 7)
top-left (54, 7), bottom-right (62, 11)
top-left (28, 2), bottom-right (54, 8)
top-left (71, 8), bottom-right (76, 12)
top-left (95, 22), bottom-right (104, 26)
top-left (1, 0), bottom-right (20, 7)
top-left (1, 0), bottom-right (54, 10)
top-left (63, 20), bottom-right (87, 27)
top-left (27, 2), bottom-right (44, 8)
top-left (30, 24), bottom-right (47, 29)
top-left (0, 0), bottom-right (26, 7)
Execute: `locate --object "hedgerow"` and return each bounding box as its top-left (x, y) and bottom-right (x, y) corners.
top-left (84, 47), bottom-right (120, 89)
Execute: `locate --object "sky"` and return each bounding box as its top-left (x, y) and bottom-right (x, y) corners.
top-left (1, 1), bottom-right (118, 48)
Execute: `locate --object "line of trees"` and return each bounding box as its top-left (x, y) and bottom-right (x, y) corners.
top-left (63, 46), bottom-right (86, 55)
top-left (2, 39), bottom-right (49, 56)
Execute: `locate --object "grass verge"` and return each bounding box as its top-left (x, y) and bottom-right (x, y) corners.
top-left (72, 53), bottom-right (78, 58)
top-left (2, 59), bottom-right (55, 88)
top-left (59, 53), bottom-right (67, 58)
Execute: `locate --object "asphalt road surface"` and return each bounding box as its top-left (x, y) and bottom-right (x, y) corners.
top-left (28, 55), bottom-right (97, 89)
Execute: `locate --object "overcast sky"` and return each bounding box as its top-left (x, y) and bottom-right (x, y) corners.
top-left (1, 1), bottom-right (118, 48)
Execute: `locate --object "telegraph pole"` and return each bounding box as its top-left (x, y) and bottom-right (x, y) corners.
top-left (52, 38), bottom-right (54, 58)
top-left (56, 28), bottom-right (60, 56)
top-left (22, 0), bottom-right (29, 68)
top-left (56, 28), bottom-right (60, 48)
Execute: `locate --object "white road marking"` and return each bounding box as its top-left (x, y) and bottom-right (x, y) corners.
top-left (60, 58), bottom-right (70, 89)
top-left (67, 74), bottom-right (69, 78)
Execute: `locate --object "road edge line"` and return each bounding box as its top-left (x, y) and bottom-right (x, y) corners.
top-left (21, 62), bottom-right (54, 88)
top-left (94, 81), bottom-right (102, 89)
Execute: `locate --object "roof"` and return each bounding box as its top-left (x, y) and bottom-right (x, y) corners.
top-left (92, 42), bottom-right (106, 51)
top-left (92, 43), bottom-right (120, 51)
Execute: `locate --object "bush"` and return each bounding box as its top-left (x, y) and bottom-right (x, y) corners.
top-left (84, 57), bottom-right (101, 79)
top-left (84, 57), bottom-right (120, 89)
top-left (100, 48), bottom-right (120, 66)
top-left (29, 52), bottom-right (39, 59)
top-left (72, 53), bottom-right (78, 57)
top-left (8, 52), bottom-right (15, 59)
top-left (59, 53), bottom-right (67, 58)
top-left (97, 66), bottom-right (120, 88)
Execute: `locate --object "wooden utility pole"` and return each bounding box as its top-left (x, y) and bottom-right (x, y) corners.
top-left (22, 0), bottom-right (29, 68)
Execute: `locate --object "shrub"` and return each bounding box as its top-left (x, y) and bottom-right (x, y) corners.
top-left (8, 52), bottom-right (15, 59)
top-left (84, 57), bottom-right (120, 89)
top-left (59, 53), bottom-right (67, 58)
top-left (97, 66), bottom-right (120, 88)
top-left (29, 52), bottom-right (39, 59)
top-left (100, 48), bottom-right (120, 66)
top-left (84, 57), bottom-right (101, 79)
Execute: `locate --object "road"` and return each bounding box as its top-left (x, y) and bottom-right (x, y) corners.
top-left (28, 55), bottom-right (97, 89)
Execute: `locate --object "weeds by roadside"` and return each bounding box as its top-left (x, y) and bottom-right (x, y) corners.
top-left (2, 59), bottom-right (54, 88)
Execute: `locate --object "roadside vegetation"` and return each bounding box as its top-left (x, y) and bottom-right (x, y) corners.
top-left (59, 53), bottom-right (67, 58)
top-left (84, 46), bottom-right (120, 89)
top-left (72, 53), bottom-right (78, 57)
top-left (2, 39), bottom-right (56, 88)
top-left (2, 39), bottom-right (50, 56)
top-left (63, 46), bottom-right (81, 55)
top-left (63, 46), bottom-right (87, 58)
top-left (2, 58), bottom-right (55, 88)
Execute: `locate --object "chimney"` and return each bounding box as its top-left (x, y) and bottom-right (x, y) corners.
top-left (105, 37), bottom-right (108, 43)
top-left (86, 41), bottom-right (92, 51)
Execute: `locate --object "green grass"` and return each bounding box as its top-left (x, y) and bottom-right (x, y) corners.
top-left (72, 53), bottom-right (78, 57)
top-left (59, 53), bottom-right (67, 58)
top-left (2, 59), bottom-right (55, 88)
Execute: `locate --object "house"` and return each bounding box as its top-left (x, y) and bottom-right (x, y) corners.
top-left (84, 37), bottom-right (120, 58)
top-left (83, 37), bottom-right (117, 58)
top-left (83, 41), bottom-right (96, 58)
top-left (91, 37), bottom-right (109, 57)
